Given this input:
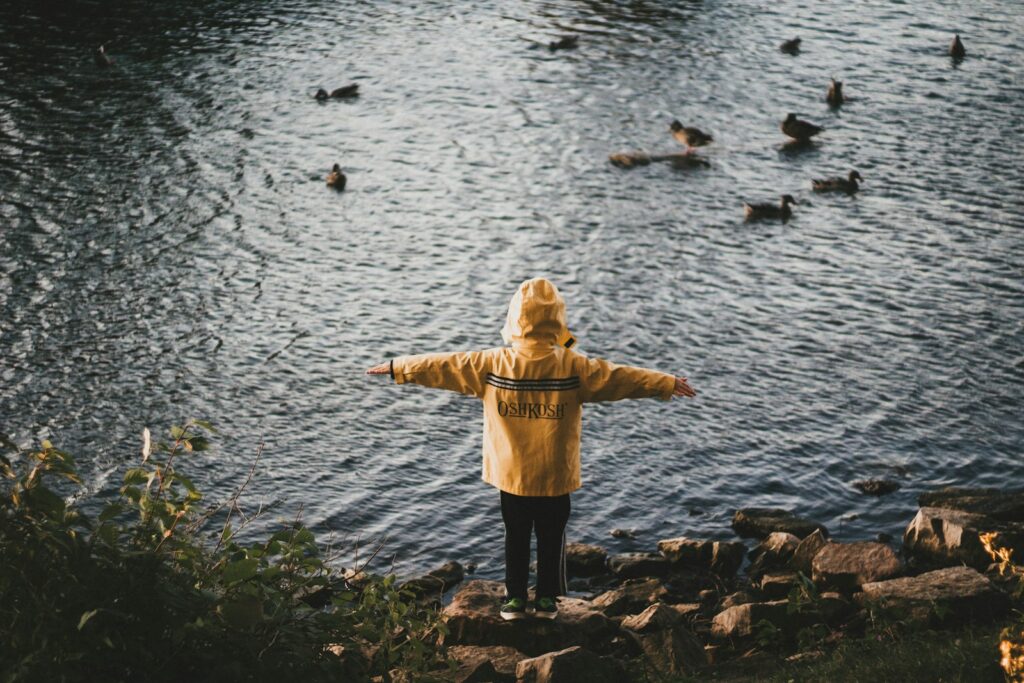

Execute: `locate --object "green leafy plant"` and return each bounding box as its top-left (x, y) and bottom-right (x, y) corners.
top-left (0, 424), bottom-right (453, 683)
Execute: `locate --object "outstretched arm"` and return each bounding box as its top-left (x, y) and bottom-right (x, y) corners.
top-left (579, 355), bottom-right (696, 402)
top-left (365, 352), bottom-right (489, 397)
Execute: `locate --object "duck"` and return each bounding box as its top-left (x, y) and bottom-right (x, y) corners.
top-left (94, 45), bottom-right (114, 68)
top-left (744, 194), bottom-right (798, 221)
top-left (780, 37), bottom-right (801, 54)
top-left (812, 170), bottom-right (863, 193)
top-left (330, 84), bottom-right (359, 98)
top-left (950, 34), bottom-right (966, 59)
top-left (826, 79), bottom-right (844, 106)
top-left (326, 164), bottom-right (347, 190)
top-left (548, 35), bottom-right (579, 51)
top-left (669, 120), bottom-right (713, 153)
top-left (315, 88), bottom-right (329, 101)
top-left (781, 113), bottom-right (823, 141)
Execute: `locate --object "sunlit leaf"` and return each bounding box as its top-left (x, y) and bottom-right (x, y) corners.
top-left (141, 428), bottom-right (151, 463)
top-left (77, 609), bottom-right (99, 631)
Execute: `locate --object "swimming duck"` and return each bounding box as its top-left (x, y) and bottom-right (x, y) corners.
top-left (812, 170), bottom-right (863, 193)
top-left (315, 88), bottom-right (329, 101)
top-left (330, 84), bottom-right (359, 98)
top-left (782, 113), bottom-right (823, 141)
top-left (94, 45), bottom-right (113, 68)
top-left (950, 34), bottom-right (966, 59)
top-left (744, 194), bottom-right (798, 221)
top-left (669, 120), bottom-right (713, 153)
top-left (326, 164), bottom-right (347, 190)
top-left (780, 37), bottom-right (801, 54)
top-left (549, 35), bottom-right (579, 51)
top-left (826, 79), bottom-right (844, 106)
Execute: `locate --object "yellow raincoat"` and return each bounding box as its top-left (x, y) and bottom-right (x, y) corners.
top-left (391, 278), bottom-right (675, 496)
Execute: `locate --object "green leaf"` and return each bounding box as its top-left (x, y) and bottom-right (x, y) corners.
top-left (217, 595), bottom-right (263, 629)
top-left (222, 558), bottom-right (259, 584)
top-left (78, 609), bottom-right (99, 631)
top-left (170, 426), bottom-right (188, 440)
top-left (192, 419), bottom-right (219, 434)
top-left (99, 503), bottom-right (123, 522)
top-left (123, 468), bottom-right (149, 485)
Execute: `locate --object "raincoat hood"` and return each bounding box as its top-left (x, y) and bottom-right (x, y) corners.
top-left (500, 278), bottom-right (575, 349)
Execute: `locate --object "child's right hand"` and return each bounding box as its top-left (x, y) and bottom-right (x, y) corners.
top-left (673, 376), bottom-right (697, 398)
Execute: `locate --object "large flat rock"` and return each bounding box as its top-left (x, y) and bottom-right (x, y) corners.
top-left (447, 644), bottom-right (526, 683)
top-left (442, 580), bottom-right (616, 657)
top-left (656, 537), bottom-right (747, 578)
top-left (710, 600), bottom-right (792, 640)
top-left (515, 646), bottom-right (624, 683)
top-left (903, 506), bottom-right (1024, 570)
top-left (918, 487), bottom-right (1024, 522)
top-left (732, 508), bottom-right (828, 540)
top-left (811, 541), bottom-right (903, 592)
top-left (856, 566), bottom-right (1009, 626)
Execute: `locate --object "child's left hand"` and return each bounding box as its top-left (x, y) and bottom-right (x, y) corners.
top-left (366, 363), bottom-right (390, 375)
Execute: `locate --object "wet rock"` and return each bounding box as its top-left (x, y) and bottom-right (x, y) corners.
top-left (592, 578), bottom-right (667, 617)
top-left (903, 507), bottom-right (1024, 570)
top-left (697, 589), bottom-right (718, 604)
top-left (442, 580), bottom-right (615, 656)
top-left (447, 644), bottom-right (526, 683)
top-left (718, 590), bottom-right (754, 610)
top-left (732, 508), bottom-right (828, 540)
top-left (811, 541), bottom-right (903, 593)
top-left (608, 552), bottom-right (669, 579)
top-left (710, 600), bottom-right (792, 640)
top-left (856, 566), bottom-right (1009, 626)
top-left (852, 479), bottom-right (901, 496)
top-left (918, 487), bottom-right (1024, 522)
top-left (620, 603), bottom-right (680, 634)
top-left (816, 591), bottom-right (856, 626)
top-left (747, 531), bottom-right (801, 578)
top-left (515, 646), bottom-right (622, 683)
top-left (609, 527), bottom-right (636, 539)
top-left (790, 529), bottom-right (830, 575)
top-left (759, 571), bottom-right (801, 599)
top-left (635, 626), bottom-right (707, 675)
top-left (657, 537), bottom-right (747, 578)
top-left (670, 603), bottom-right (702, 620)
top-left (400, 561), bottom-right (465, 598)
top-left (565, 542), bottom-right (607, 577)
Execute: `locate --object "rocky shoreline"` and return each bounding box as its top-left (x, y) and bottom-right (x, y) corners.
top-left (378, 486), bottom-right (1024, 682)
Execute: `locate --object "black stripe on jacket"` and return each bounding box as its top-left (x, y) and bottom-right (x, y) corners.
top-left (485, 373), bottom-right (580, 392)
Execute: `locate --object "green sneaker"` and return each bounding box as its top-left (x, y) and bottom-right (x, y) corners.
top-left (499, 596), bottom-right (528, 621)
top-left (533, 596), bottom-right (558, 620)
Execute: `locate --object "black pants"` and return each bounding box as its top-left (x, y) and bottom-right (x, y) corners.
top-left (500, 490), bottom-right (570, 600)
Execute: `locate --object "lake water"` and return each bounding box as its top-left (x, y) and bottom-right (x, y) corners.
top-left (2, 0), bottom-right (1022, 581)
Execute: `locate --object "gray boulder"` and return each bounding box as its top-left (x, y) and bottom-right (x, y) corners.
top-left (903, 506), bottom-right (1024, 570)
top-left (608, 552), bottom-right (669, 579)
top-left (732, 507), bottom-right (828, 540)
top-left (515, 646), bottom-right (623, 683)
top-left (620, 603), bottom-right (680, 634)
top-left (918, 487), bottom-right (1024, 522)
top-left (710, 600), bottom-right (792, 640)
top-left (790, 529), bottom-right (829, 575)
top-left (747, 531), bottom-right (801, 578)
top-left (811, 541), bottom-right (903, 592)
top-left (447, 644), bottom-right (526, 683)
top-left (565, 543), bottom-right (608, 577)
top-left (656, 537), bottom-right (747, 578)
top-left (591, 578), bottom-right (667, 617)
top-left (856, 566), bottom-right (1009, 626)
top-left (400, 561), bottom-right (464, 599)
top-left (442, 580), bottom-right (615, 656)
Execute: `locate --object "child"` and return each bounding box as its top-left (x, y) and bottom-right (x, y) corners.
top-left (366, 277), bottom-right (696, 620)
